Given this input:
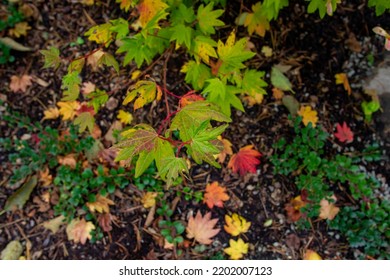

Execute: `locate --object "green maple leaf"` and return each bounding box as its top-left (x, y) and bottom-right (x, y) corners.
top-left (242, 69), bottom-right (268, 96)
top-left (68, 58), bottom-right (85, 73)
top-left (368, 0), bottom-right (390, 15)
top-left (110, 18), bottom-right (129, 39)
top-left (196, 2), bottom-right (224, 35)
top-left (217, 36), bottom-right (255, 76)
top-left (158, 156), bottom-right (189, 188)
top-left (186, 120), bottom-right (227, 167)
top-left (40, 46), bottom-right (61, 70)
top-left (170, 23), bottom-right (193, 50)
top-left (171, 3), bottom-right (196, 25)
top-left (87, 89), bottom-right (108, 112)
top-left (171, 101), bottom-right (231, 142)
top-left (123, 80), bottom-right (162, 110)
top-left (262, 0), bottom-right (289, 20)
top-left (98, 52), bottom-right (119, 73)
top-left (141, 10), bottom-right (168, 36)
top-left (61, 71), bottom-right (81, 101)
top-left (135, 151), bottom-right (155, 178)
top-left (117, 34), bottom-right (154, 67)
top-left (74, 112), bottom-right (95, 133)
top-left (203, 78), bottom-right (226, 102)
top-left (181, 60), bottom-right (212, 90)
top-left (306, 0), bottom-right (340, 18)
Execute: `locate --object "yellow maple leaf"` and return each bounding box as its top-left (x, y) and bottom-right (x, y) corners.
top-left (243, 92), bottom-right (264, 106)
top-left (141, 192), bottom-right (157, 208)
top-left (224, 238), bottom-right (249, 260)
top-left (335, 73), bottom-right (351, 95)
top-left (8, 22), bottom-right (31, 38)
top-left (86, 195), bottom-right (114, 213)
top-left (85, 23), bottom-right (113, 46)
top-left (57, 101), bottom-right (80, 120)
top-left (123, 80), bottom-right (162, 110)
top-left (224, 213), bottom-right (251, 236)
top-left (66, 218), bottom-right (95, 244)
top-left (81, 0), bottom-right (94, 5)
top-left (116, 0), bottom-right (133, 11)
top-left (319, 195), bottom-right (340, 220)
top-left (138, 0), bottom-right (168, 27)
top-left (244, 3), bottom-right (270, 37)
top-left (117, 109), bottom-right (133, 124)
top-left (42, 107), bottom-right (60, 120)
top-left (216, 136), bottom-right (233, 164)
top-left (304, 249), bottom-right (322, 260)
top-left (298, 106), bottom-right (318, 127)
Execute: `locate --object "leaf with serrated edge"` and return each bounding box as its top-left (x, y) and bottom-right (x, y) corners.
top-left (186, 211), bottom-right (220, 245)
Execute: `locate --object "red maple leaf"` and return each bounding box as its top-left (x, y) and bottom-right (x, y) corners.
top-left (334, 122), bottom-right (353, 143)
top-left (228, 145), bottom-right (261, 176)
top-left (76, 102), bottom-right (96, 116)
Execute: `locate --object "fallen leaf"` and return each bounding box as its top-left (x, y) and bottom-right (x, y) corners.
top-left (334, 122), bottom-right (353, 143)
top-left (243, 92), bottom-right (264, 106)
top-left (319, 195), bottom-right (340, 220)
top-left (42, 215), bottom-right (65, 234)
top-left (271, 66), bottom-right (294, 93)
top-left (0, 37), bottom-right (32, 51)
top-left (86, 195), bottom-right (114, 213)
top-left (8, 22), bottom-right (31, 38)
top-left (298, 106), bottom-right (318, 127)
top-left (272, 87), bottom-right (284, 100)
top-left (39, 168), bottom-right (52, 187)
top-left (91, 124), bottom-right (102, 139)
top-left (117, 109), bottom-right (133, 124)
top-left (81, 82), bottom-right (96, 95)
top-left (203, 181), bottom-right (230, 209)
top-left (0, 176), bottom-right (37, 216)
top-left (141, 192), bottom-right (158, 208)
top-left (42, 107), bottom-right (60, 120)
top-left (335, 73), bottom-right (351, 95)
top-left (57, 101), bottom-right (80, 120)
top-left (9, 75), bottom-right (33, 93)
top-left (66, 218), bottom-right (95, 244)
top-left (224, 238), bottom-right (249, 260)
top-left (304, 249), bottom-right (322, 260)
top-left (228, 145), bottom-right (261, 176)
top-left (186, 211), bottom-right (220, 245)
top-left (0, 241), bottom-right (23, 260)
top-left (98, 213), bottom-right (113, 232)
top-left (57, 154), bottom-right (77, 169)
top-left (216, 136), bottom-right (233, 164)
top-left (104, 120), bottom-right (123, 144)
top-left (261, 46), bottom-right (273, 57)
top-left (285, 195), bottom-right (307, 222)
top-left (87, 49), bottom-right (105, 71)
top-left (282, 95), bottom-right (300, 116)
top-left (224, 213), bottom-right (251, 236)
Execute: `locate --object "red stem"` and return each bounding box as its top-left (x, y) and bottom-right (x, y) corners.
top-left (157, 109), bottom-right (179, 135)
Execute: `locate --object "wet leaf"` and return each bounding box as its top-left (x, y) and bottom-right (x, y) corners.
top-left (224, 238), bottom-right (249, 260)
top-left (66, 218), bottom-right (95, 244)
top-left (224, 213), bottom-right (251, 236)
top-left (203, 181), bottom-right (230, 209)
top-left (228, 145), bottom-right (261, 176)
top-left (0, 176), bottom-right (37, 216)
top-left (186, 211), bottom-right (220, 245)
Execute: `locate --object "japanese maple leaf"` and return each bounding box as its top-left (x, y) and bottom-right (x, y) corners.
top-left (285, 195), bottom-right (307, 222)
top-left (334, 122), bottom-right (353, 143)
top-left (9, 75), bottom-right (32, 93)
top-left (216, 136), bottom-right (233, 163)
top-left (319, 195), bottom-right (340, 220)
top-left (203, 181), bottom-right (230, 209)
top-left (224, 213), bottom-right (251, 236)
top-left (66, 218), bottom-right (95, 244)
top-left (86, 195), bottom-right (114, 213)
top-left (223, 238), bottom-right (249, 260)
top-left (186, 211), bottom-right (220, 245)
top-left (228, 145), bottom-right (261, 176)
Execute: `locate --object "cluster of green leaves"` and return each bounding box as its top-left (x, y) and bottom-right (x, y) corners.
top-left (368, 0), bottom-right (390, 15)
top-left (0, 2), bottom-right (24, 64)
top-left (270, 116), bottom-right (388, 258)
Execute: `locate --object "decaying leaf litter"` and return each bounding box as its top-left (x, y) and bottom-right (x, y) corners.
top-left (0, 1), bottom-right (389, 260)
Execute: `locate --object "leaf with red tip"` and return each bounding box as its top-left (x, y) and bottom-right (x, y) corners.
top-left (334, 122), bottom-right (353, 143)
top-left (228, 145), bottom-right (261, 176)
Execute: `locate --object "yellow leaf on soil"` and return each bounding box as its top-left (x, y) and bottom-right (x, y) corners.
top-left (39, 168), bottom-right (53, 187)
top-left (43, 215), bottom-right (65, 234)
top-left (304, 249), bottom-right (322, 260)
top-left (66, 218), bottom-right (95, 244)
top-left (215, 136), bottom-right (233, 164)
top-left (141, 192), bottom-right (157, 208)
top-left (57, 101), bottom-right (80, 121)
top-left (224, 238), bottom-right (249, 260)
top-left (117, 109), bottom-right (133, 124)
top-left (298, 106), bottom-right (318, 127)
top-left (42, 107), bottom-right (60, 120)
top-left (8, 22), bottom-right (31, 38)
top-left (335, 73), bottom-right (351, 95)
top-left (224, 213), bottom-right (251, 236)
top-left (86, 195), bottom-right (114, 213)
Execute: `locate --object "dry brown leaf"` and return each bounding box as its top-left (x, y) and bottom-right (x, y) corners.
top-left (319, 195), bottom-right (340, 220)
top-left (66, 218), bottom-right (95, 244)
top-left (9, 75), bottom-right (32, 93)
top-left (87, 50), bottom-right (105, 71)
top-left (57, 154), bottom-right (77, 169)
top-left (98, 213), bottom-right (113, 232)
top-left (39, 168), bottom-right (53, 186)
top-left (186, 211), bottom-right (220, 245)
top-left (86, 195), bottom-right (114, 213)
top-left (81, 82), bottom-right (96, 95)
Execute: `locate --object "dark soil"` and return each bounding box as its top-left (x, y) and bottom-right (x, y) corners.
top-left (0, 0), bottom-right (389, 260)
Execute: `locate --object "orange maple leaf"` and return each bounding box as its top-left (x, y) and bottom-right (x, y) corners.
top-left (39, 168), bottom-right (53, 187)
top-left (285, 195), bottom-right (307, 222)
top-left (186, 211), bottom-right (220, 245)
top-left (179, 93), bottom-right (204, 108)
top-left (9, 75), bottom-right (33, 93)
top-left (335, 73), bottom-right (351, 95)
top-left (216, 136), bottom-right (233, 164)
top-left (66, 218), bottom-right (95, 244)
top-left (98, 213), bottom-right (113, 232)
top-left (203, 181), bottom-right (230, 209)
top-left (138, 0), bottom-right (168, 27)
top-left (228, 145), bottom-right (261, 176)
top-left (57, 154), bottom-right (77, 169)
top-left (304, 249), bottom-right (322, 260)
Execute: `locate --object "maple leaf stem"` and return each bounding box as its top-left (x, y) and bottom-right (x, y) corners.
top-left (175, 140), bottom-right (191, 157)
top-left (157, 109), bottom-right (179, 135)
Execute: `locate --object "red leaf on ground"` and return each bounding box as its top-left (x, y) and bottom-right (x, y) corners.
top-left (227, 145), bottom-right (261, 176)
top-left (334, 122), bottom-right (353, 143)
